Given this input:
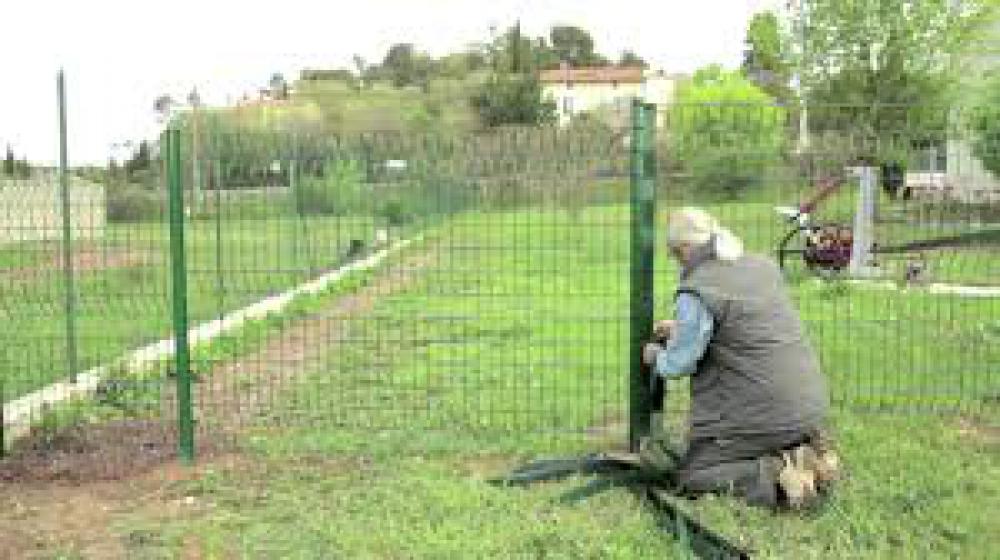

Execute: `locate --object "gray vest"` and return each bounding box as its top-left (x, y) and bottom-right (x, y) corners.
top-left (678, 252), bottom-right (828, 440)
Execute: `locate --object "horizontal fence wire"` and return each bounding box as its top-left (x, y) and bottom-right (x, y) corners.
top-left (1, 103), bottom-right (998, 478)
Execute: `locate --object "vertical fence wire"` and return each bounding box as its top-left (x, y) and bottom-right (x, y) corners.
top-left (0, 100), bottom-right (997, 474)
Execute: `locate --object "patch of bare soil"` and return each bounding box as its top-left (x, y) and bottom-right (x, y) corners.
top-left (0, 420), bottom-right (180, 483)
top-left (0, 247), bottom-right (434, 558)
top-left (957, 415), bottom-right (1000, 448)
top-left (0, 453), bottom-right (247, 560)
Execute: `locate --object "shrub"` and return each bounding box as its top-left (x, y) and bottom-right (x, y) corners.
top-left (106, 183), bottom-right (163, 222)
top-left (296, 159), bottom-right (365, 216)
top-left (470, 74), bottom-right (556, 128)
top-left (669, 66), bottom-right (786, 199)
top-left (378, 198), bottom-right (410, 226)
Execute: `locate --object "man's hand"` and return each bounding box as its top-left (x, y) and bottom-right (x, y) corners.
top-left (643, 342), bottom-right (664, 367)
top-left (653, 320), bottom-right (676, 342)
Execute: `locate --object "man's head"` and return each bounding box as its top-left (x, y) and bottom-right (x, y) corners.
top-left (666, 207), bottom-right (744, 266)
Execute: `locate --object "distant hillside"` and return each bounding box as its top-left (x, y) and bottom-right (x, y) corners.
top-left (198, 75), bottom-right (484, 136)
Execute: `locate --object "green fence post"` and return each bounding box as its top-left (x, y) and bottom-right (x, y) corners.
top-left (643, 102), bottom-right (663, 441)
top-left (167, 128), bottom-right (195, 464)
top-left (57, 70), bottom-right (79, 384)
top-left (629, 99), bottom-right (657, 452)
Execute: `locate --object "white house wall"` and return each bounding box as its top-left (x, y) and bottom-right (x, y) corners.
top-left (0, 177), bottom-right (106, 244)
top-left (543, 75), bottom-right (677, 127)
top-left (945, 138), bottom-right (1000, 203)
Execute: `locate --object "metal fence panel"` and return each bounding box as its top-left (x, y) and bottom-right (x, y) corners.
top-left (1, 101), bottom-right (998, 475)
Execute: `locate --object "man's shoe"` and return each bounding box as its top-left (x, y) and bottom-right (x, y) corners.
top-left (777, 445), bottom-right (819, 509)
top-left (806, 430), bottom-right (842, 491)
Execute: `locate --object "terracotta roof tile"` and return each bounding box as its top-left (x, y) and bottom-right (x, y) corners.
top-left (538, 66), bottom-right (644, 84)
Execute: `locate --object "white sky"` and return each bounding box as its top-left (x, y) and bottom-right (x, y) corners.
top-left (0, 0), bottom-right (781, 165)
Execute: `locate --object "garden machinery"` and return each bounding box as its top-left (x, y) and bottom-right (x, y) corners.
top-left (774, 168), bottom-right (956, 281)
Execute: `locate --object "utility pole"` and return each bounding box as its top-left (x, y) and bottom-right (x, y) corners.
top-left (188, 88), bottom-right (203, 216)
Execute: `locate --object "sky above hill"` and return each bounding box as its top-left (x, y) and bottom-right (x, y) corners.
top-left (1, 0), bottom-right (781, 164)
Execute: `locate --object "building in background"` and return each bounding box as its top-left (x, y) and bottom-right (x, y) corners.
top-left (539, 63), bottom-right (682, 127)
top-left (905, 17), bottom-right (1000, 204)
top-left (0, 175), bottom-right (105, 244)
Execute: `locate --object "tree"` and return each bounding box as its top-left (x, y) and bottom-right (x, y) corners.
top-left (471, 23), bottom-right (557, 127)
top-left (3, 145), bottom-right (14, 177)
top-left (269, 73), bottom-right (289, 99)
top-left (795, 0), bottom-right (998, 156)
top-left (618, 50), bottom-right (648, 68)
top-left (484, 25), bottom-right (559, 73)
top-left (383, 43), bottom-right (418, 88)
top-left (669, 68), bottom-right (786, 198)
top-left (125, 141), bottom-right (152, 177)
top-left (470, 73), bottom-right (556, 127)
top-left (351, 55), bottom-right (370, 89)
top-left (15, 158), bottom-right (30, 179)
top-left (549, 25), bottom-right (608, 66)
top-left (352, 54), bottom-right (366, 77)
top-left (968, 71), bottom-right (1000, 177)
top-left (410, 52), bottom-right (436, 91)
top-left (742, 11), bottom-right (791, 103)
top-left (438, 52), bottom-right (476, 79)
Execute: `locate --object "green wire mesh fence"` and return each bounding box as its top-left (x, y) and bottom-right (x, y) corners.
top-left (1, 97), bottom-right (998, 477)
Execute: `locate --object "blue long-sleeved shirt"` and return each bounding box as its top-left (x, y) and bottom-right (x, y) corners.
top-left (654, 292), bottom-right (714, 378)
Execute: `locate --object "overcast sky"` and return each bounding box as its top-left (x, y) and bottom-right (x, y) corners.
top-left (1, 0), bottom-right (781, 165)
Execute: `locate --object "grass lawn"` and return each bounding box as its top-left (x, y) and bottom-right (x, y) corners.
top-left (0, 212), bottom-right (384, 400)
top-left (93, 411), bottom-right (997, 559)
top-left (1, 202), bottom-right (997, 558)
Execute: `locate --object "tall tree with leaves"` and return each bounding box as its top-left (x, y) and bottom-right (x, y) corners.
top-left (796, 0), bottom-right (998, 157)
top-left (15, 158), bottom-right (30, 179)
top-left (670, 66), bottom-right (786, 198)
top-left (484, 23), bottom-right (559, 72)
top-left (742, 11), bottom-right (791, 103)
top-left (3, 145), bottom-right (14, 177)
top-left (125, 141), bottom-right (152, 177)
top-left (549, 25), bottom-right (608, 66)
top-left (383, 43), bottom-right (417, 88)
top-left (471, 23), bottom-right (556, 127)
top-left (351, 54), bottom-right (371, 89)
top-left (618, 50), bottom-right (648, 68)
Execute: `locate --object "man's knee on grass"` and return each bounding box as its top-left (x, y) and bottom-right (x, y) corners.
top-left (676, 457), bottom-right (781, 509)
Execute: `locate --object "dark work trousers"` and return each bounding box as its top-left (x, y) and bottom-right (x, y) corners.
top-left (674, 429), bottom-right (812, 508)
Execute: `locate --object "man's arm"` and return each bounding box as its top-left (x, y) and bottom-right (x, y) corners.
top-left (652, 292), bottom-right (714, 378)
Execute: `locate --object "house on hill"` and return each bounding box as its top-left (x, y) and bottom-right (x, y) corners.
top-left (538, 63), bottom-right (682, 127)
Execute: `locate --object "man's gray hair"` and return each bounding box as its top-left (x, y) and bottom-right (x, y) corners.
top-left (666, 207), bottom-right (744, 261)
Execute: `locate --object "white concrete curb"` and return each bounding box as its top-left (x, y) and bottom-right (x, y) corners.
top-left (844, 278), bottom-right (1000, 298)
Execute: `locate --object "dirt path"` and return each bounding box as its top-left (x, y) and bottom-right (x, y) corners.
top-left (0, 245), bottom-right (436, 559)
top-left (0, 245), bottom-right (153, 283)
top-left (170, 247), bottom-right (436, 439)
